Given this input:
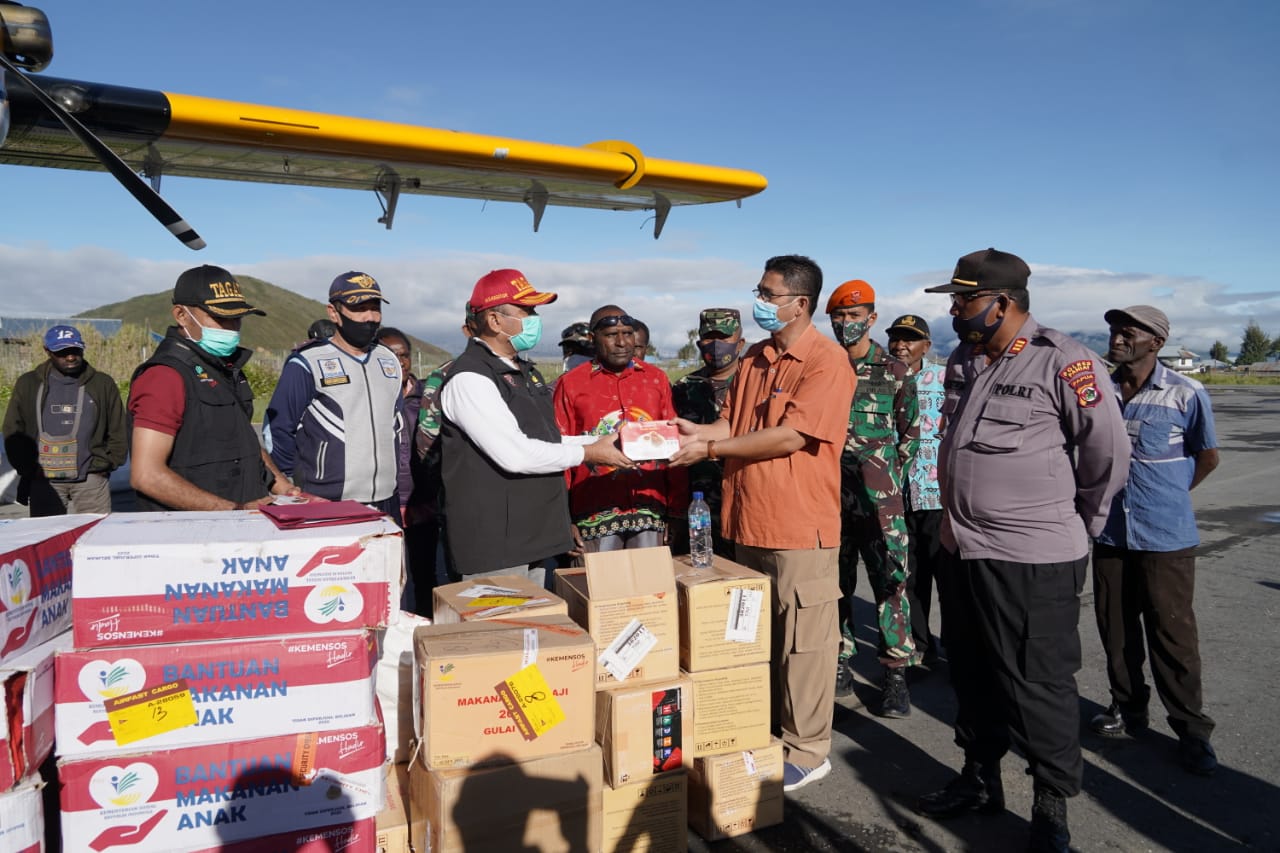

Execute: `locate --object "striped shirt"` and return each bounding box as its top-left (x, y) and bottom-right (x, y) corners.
top-left (1096, 362), bottom-right (1217, 552)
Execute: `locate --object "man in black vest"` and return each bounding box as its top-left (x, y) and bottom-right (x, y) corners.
top-left (438, 269), bottom-right (633, 583)
top-left (128, 265), bottom-right (298, 511)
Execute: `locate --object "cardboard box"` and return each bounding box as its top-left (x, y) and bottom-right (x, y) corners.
top-left (687, 663), bottom-right (771, 757)
top-left (410, 745), bottom-right (602, 853)
top-left (375, 762), bottom-right (410, 853)
top-left (0, 776), bottom-right (44, 853)
top-left (601, 770), bottom-right (687, 853)
top-left (58, 724), bottom-right (386, 853)
top-left (209, 818), bottom-right (378, 853)
top-left (688, 738), bottom-right (784, 840)
top-left (555, 547), bottom-right (679, 688)
top-left (71, 511), bottom-right (402, 649)
top-left (376, 611), bottom-right (432, 763)
top-left (433, 574), bottom-right (568, 624)
top-left (55, 631), bottom-right (378, 758)
top-left (673, 554), bottom-right (772, 671)
top-left (414, 615), bottom-right (596, 769)
top-left (0, 514), bottom-right (101, 665)
top-left (619, 421), bottom-right (680, 461)
top-left (596, 675), bottom-right (691, 787)
top-left (1, 633), bottom-right (66, 791)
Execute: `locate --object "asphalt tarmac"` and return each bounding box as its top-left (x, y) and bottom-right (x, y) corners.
top-left (689, 385), bottom-right (1280, 853)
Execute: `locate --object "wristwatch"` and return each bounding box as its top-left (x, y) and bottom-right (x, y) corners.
top-left (706, 440), bottom-right (718, 461)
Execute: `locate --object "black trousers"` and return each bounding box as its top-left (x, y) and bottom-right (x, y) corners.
top-left (1092, 543), bottom-right (1214, 741)
top-left (937, 551), bottom-right (1086, 797)
top-left (905, 509), bottom-right (944, 658)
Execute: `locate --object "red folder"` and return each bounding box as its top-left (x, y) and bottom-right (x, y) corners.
top-left (259, 499), bottom-right (387, 529)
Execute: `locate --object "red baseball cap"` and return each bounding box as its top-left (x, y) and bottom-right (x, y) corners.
top-left (468, 269), bottom-right (558, 312)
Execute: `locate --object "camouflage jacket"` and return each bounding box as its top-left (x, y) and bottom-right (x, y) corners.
top-left (844, 340), bottom-right (920, 479)
top-left (672, 367), bottom-right (735, 516)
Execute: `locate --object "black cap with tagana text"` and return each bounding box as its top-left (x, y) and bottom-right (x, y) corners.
top-left (887, 314), bottom-right (931, 340)
top-left (173, 265), bottom-right (266, 318)
top-left (924, 248), bottom-right (1030, 294)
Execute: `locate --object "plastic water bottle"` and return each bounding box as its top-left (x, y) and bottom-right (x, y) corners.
top-left (688, 491), bottom-right (713, 569)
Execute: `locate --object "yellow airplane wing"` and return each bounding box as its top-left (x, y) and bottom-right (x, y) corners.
top-left (2, 74), bottom-right (768, 237)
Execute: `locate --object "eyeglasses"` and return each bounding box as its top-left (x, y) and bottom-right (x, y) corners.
top-left (752, 287), bottom-right (797, 303)
top-left (590, 314), bottom-right (637, 332)
top-left (949, 291), bottom-right (1001, 307)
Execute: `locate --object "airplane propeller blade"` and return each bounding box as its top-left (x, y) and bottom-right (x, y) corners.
top-left (0, 53), bottom-right (205, 249)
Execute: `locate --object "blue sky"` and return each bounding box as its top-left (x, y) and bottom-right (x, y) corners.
top-left (3, 0), bottom-right (1277, 357)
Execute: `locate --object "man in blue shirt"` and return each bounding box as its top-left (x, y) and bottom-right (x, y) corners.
top-left (1091, 305), bottom-right (1220, 777)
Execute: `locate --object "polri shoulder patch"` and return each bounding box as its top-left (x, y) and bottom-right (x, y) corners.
top-left (1058, 359), bottom-right (1094, 382)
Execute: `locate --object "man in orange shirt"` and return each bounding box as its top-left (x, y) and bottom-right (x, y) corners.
top-left (672, 254), bottom-right (856, 792)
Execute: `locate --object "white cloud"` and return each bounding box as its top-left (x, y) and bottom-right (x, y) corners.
top-left (3, 243), bottom-right (1275, 358)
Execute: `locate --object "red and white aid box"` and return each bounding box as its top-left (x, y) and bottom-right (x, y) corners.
top-left (55, 631), bottom-right (379, 758)
top-left (71, 511), bottom-right (402, 649)
top-left (57, 724), bottom-right (386, 853)
top-left (0, 776), bottom-right (45, 851)
top-left (1, 633), bottom-right (67, 792)
top-left (0, 513), bottom-right (102, 666)
top-left (619, 421), bottom-right (680, 461)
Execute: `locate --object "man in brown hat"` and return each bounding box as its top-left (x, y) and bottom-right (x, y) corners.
top-left (1091, 305), bottom-right (1220, 777)
top-left (129, 265), bottom-right (297, 510)
top-left (915, 248), bottom-right (1129, 853)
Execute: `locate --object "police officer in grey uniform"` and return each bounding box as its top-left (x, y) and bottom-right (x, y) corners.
top-left (914, 248), bottom-right (1130, 853)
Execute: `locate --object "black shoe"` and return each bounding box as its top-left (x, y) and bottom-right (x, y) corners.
top-left (1027, 788), bottom-right (1070, 853)
top-left (1090, 703), bottom-right (1149, 737)
top-left (917, 761), bottom-right (1005, 819)
top-left (877, 667), bottom-right (911, 718)
top-left (834, 658), bottom-right (856, 699)
top-left (1178, 736), bottom-right (1217, 776)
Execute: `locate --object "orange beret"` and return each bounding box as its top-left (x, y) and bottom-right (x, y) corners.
top-left (825, 279), bottom-right (876, 313)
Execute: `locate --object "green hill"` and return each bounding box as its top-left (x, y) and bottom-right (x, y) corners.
top-left (79, 275), bottom-right (452, 363)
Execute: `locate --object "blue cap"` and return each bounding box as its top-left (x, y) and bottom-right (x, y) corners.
top-left (692, 491), bottom-right (704, 501)
top-left (44, 325), bottom-right (85, 352)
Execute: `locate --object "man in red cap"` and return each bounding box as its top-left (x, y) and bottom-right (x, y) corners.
top-left (825, 279), bottom-right (920, 718)
top-left (438, 269), bottom-right (633, 583)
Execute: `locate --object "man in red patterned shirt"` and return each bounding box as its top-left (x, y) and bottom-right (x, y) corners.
top-left (554, 305), bottom-right (686, 552)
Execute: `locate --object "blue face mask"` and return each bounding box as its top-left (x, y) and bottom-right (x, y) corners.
top-left (506, 314), bottom-right (543, 352)
top-left (753, 296), bottom-right (798, 333)
top-left (184, 308), bottom-right (241, 358)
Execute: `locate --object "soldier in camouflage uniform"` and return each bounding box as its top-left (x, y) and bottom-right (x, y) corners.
top-left (827, 280), bottom-right (921, 718)
top-left (671, 308), bottom-right (743, 558)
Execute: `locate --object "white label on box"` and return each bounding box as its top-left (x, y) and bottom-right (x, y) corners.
top-left (599, 618), bottom-right (658, 682)
top-left (725, 588), bottom-right (763, 643)
top-left (456, 584), bottom-right (524, 599)
top-left (522, 628), bottom-right (539, 668)
top-left (742, 749), bottom-right (758, 777)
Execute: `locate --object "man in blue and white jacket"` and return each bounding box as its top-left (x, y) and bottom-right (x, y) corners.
top-left (265, 271), bottom-right (404, 519)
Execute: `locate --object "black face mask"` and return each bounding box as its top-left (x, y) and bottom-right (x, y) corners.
top-left (952, 297), bottom-right (1006, 345)
top-left (697, 339), bottom-right (739, 371)
top-left (337, 315), bottom-right (380, 350)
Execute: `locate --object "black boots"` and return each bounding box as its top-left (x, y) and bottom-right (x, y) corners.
top-left (877, 667), bottom-right (911, 718)
top-left (916, 760), bottom-right (1005, 818)
top-left (1028, 788), bottom-right (1070, 853)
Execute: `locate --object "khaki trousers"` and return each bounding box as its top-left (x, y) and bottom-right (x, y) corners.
top-left (734, 542), bottom-right (842, 769)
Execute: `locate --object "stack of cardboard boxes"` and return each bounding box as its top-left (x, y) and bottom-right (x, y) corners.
top-left (53, 511), bottom-right (401, 852)
top-left (557, 549), bottom-right (691, 853)
top-left (409, 574), bottom-right (600, 853)
top-left (674, 554), bottom-right (784, 841)
top-left (0, 513), bottom-right (103, 852)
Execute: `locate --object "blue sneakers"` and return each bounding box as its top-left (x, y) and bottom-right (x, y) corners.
top-left (783, 758), bottom-right (832, 792)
